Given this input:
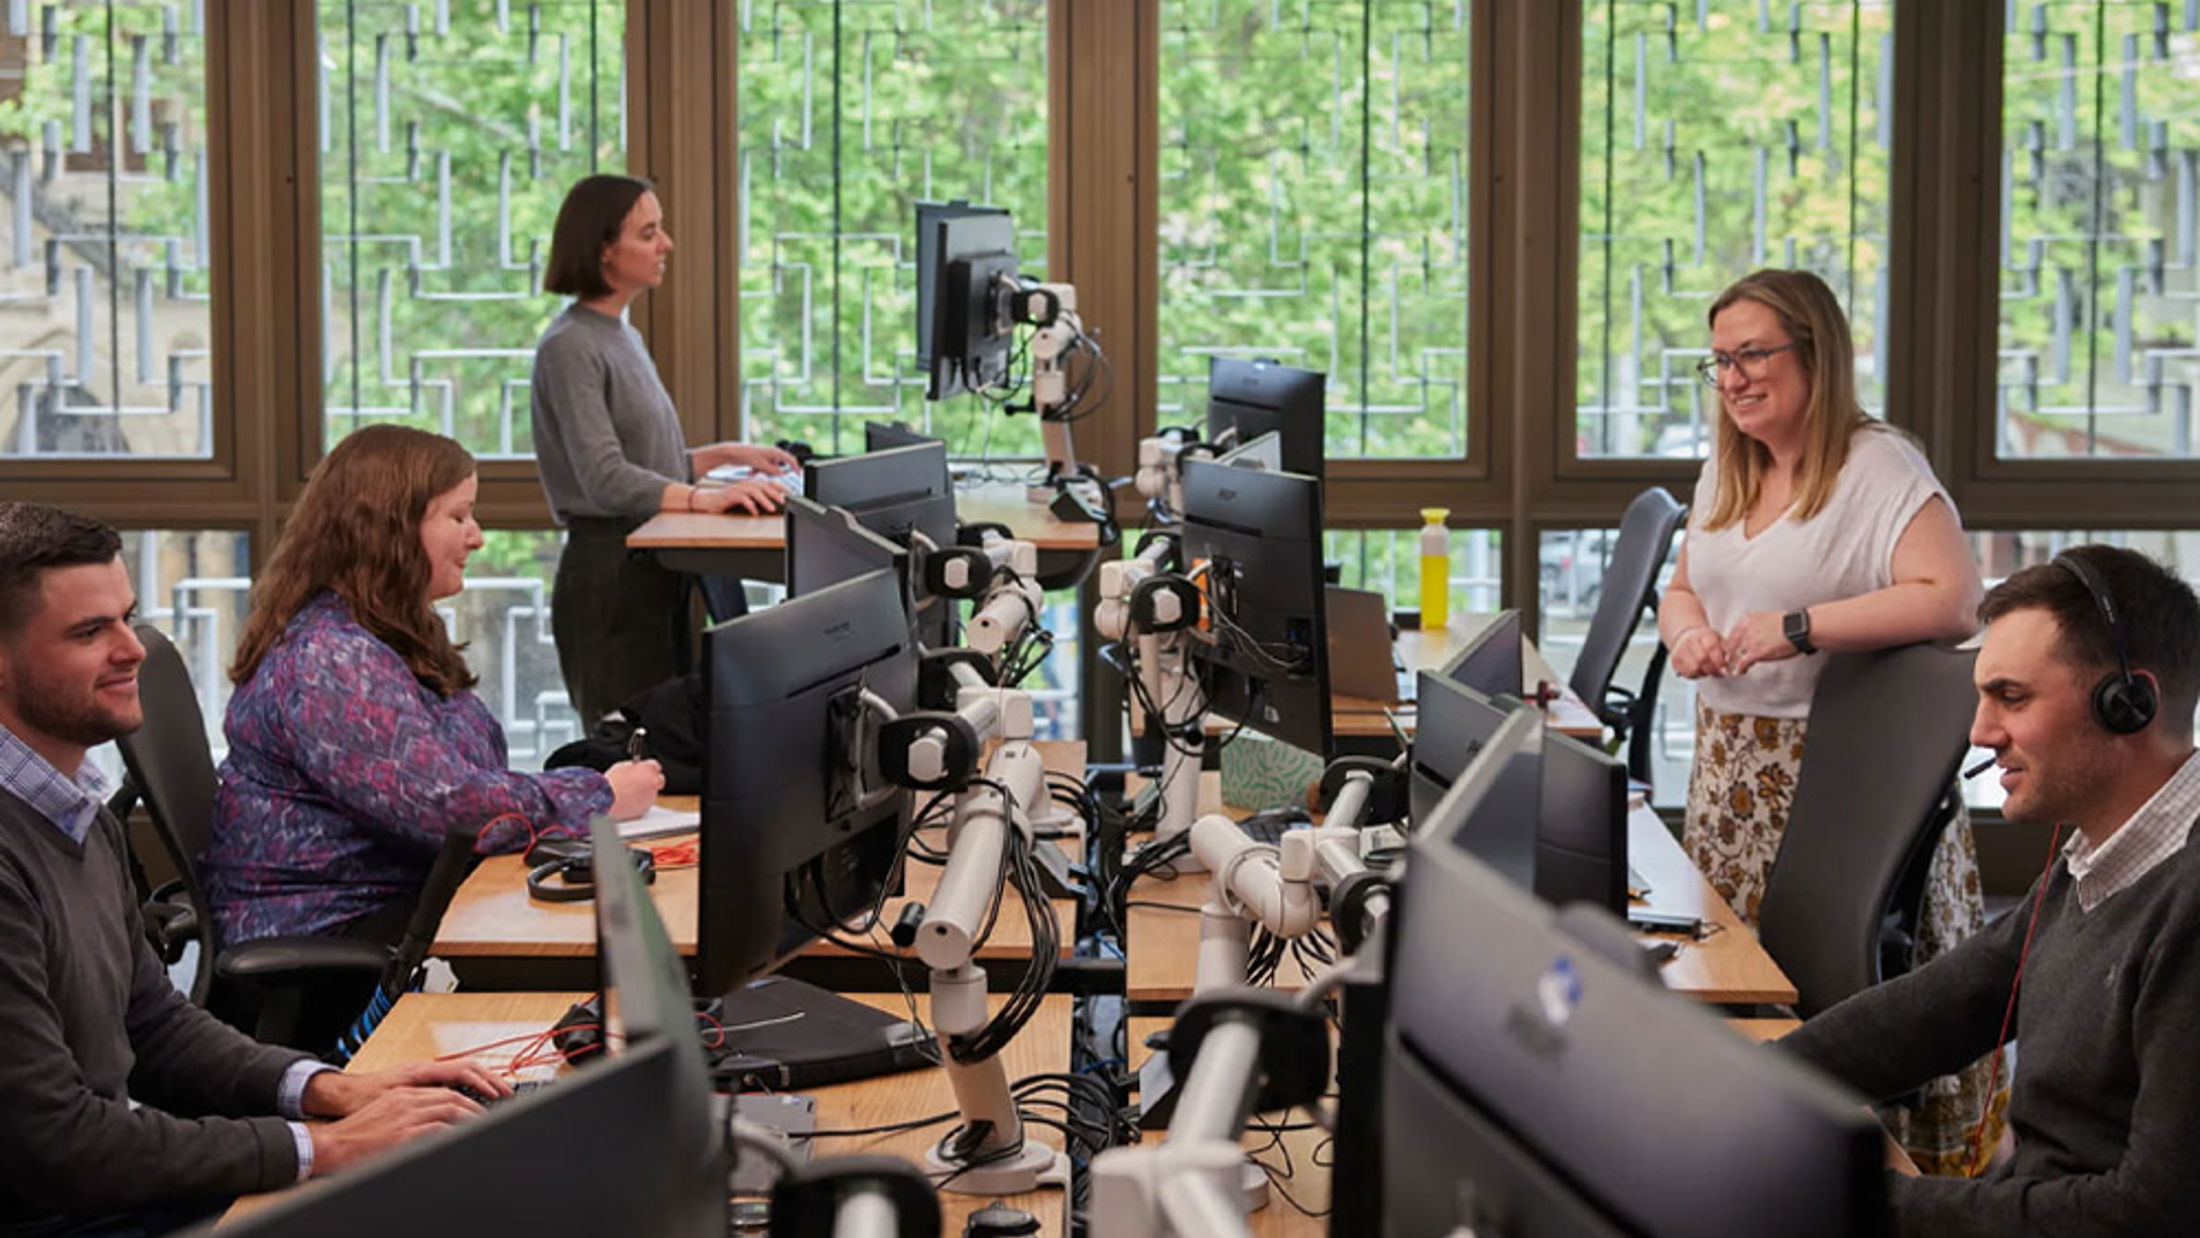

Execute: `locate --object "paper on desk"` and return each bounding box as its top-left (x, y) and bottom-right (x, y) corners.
top-left (617, 804), bottom-right (701, 840)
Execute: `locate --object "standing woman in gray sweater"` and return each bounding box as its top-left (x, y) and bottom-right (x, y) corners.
top-left (531, 174), bottom-right (794, 724)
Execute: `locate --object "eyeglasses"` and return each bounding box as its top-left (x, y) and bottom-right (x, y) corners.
top-left (1695, 344), bottom-right (1797, 389)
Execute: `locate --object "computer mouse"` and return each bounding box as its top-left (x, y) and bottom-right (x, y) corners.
top-left (1642, 939), bottom-right (1681, 967)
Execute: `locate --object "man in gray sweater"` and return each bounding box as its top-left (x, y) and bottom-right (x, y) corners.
top-left (0, 503), bottom-right (510, 1237)
top-left (1781, 543), bottom-right (2200, 1237)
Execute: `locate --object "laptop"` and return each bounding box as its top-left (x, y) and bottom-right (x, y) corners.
top-left (1326, 585), bottom-right (1402, 703)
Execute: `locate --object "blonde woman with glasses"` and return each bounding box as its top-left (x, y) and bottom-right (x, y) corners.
top-left (1658, 268), bottom-right (1999, 1174)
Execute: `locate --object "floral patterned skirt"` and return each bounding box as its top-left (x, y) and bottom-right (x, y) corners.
top-left (1681, 697), bottom-right (2009, 1176)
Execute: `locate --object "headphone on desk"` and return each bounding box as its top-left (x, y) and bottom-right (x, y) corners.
top-left (2050, 552), bottom-right (2159, 735)
top-left (525, 839), bottom-right (656, 903)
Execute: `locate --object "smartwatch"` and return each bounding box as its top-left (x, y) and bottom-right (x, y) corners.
top-left (1782, 608), bottom-right (1816, 656)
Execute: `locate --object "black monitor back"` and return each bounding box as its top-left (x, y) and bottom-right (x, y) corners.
top-left (784, 495), bottom-right (915, 627)
top-left (1206, 356), bottom-right (1326, 482)
top-left (865, 420), bottom-right (942, 454)
top-left (1538, 731), bottom-right (1629, 914)
top-left (1441, 608), bottom-right (1523, 699)
top-left (1412, 674), bottom-right (1624, 909)
top-left (698, 569), bottom-right (919, 997)
top-left (1410, 693), bottom-right (1541, 894)
top-left (1383, 841), bottom-right (1888, 1238)
top-left (805, 443), bottom-right (956, 647)
top-left (915, 203), bottom-right (1016, 400)
top-left (1178, 455), bottom-right (1332, 759)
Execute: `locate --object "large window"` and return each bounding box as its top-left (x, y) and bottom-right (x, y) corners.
top-left (1997, 1), bottom-right (2200, 460)
top-left (319, 0), bottom-right (626, 456)
top-left (1157, 1), bottom-right (1469, 462)
top-left (1579, 0), bottom-right (1891, 459)
top-left (0, 1), bottom-right (213, 459)
top-left (737, 0), bottom-right (1049, 460)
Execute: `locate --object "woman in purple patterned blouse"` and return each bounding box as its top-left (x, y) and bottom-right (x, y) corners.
top-left (201, 425), bottom-right (664, 947)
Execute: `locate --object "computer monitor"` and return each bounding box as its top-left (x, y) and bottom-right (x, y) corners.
top-left (1411, 673), bottom-right (1626, 912)
top-left (697, 568), bottom-right (920, 997)
top-left (1177, 453), bottom-right (1333, 759)
top-left (1206, 356), bottom-right (1326, 483)
top-left (915, 200), bottom-right (1017, 400)
top-left (804, 441), bottom-right (958, 647)
top-left (207, 819), bottom-right (727, 1238)
top-left (1411, 691), bottom-right (1541, 893)
top-left (1538, 731), bottom-right (1629, 914)
top-left (784, 495), bottom-right (915, 628)
top-left (864, 419), bottom-right (941, 454)
top-left (1439, 608), bottom-right (1522, 698)
top-left (1382, 836), bottom-right (1888, 1238)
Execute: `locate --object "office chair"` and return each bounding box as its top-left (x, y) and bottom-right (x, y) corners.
top-left (115, 624), bottom-right (394, 1050)
top-left (1756, 642), bottom-right (1978, 1019)
top-left (1565, 486), bottom-right (1686, 786)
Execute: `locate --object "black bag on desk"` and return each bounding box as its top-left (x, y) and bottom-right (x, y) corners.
top-left (544, 670), bottom-right (706, 794)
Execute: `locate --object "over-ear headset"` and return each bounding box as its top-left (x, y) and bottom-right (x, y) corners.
top-left (2050, 552), bottom-right (2159, 735)
top-left (525, 838), bottom-right (655, 903)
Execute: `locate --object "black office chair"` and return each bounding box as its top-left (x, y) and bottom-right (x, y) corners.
top-left (115, 624), bottom-right (394, 1051)
top-left (1756, 642), bottom-right (1978, 1019)
top-left (1566, 486), bottom-right (1686, 786)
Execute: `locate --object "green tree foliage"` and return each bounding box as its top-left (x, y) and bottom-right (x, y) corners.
top-left (1580, 0), bottom-right (1891, 459)
top-left (739, 0), bottom-right (1050, 460)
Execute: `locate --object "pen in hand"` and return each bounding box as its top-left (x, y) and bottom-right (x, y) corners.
top-left (626, 726), bottom-right (650, 763)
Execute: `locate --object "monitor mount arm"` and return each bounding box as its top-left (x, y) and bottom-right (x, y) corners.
top-left (1191, 758), bottom-right (1404, 993)
top-left (999, 278), bottom-right (1085, 488)
top-left (1133, 427), bottom-right (1215, 524)
top-left (882, 657), bottom-right (1071, 1197)
top-left (1090, 992), bottom-right (1332, 1238)
top-left (1095, 532), bottom-right (1210, 866)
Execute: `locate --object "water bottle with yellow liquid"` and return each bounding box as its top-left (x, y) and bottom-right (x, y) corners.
top-left (1418, 507), bottom-right (1451, 632)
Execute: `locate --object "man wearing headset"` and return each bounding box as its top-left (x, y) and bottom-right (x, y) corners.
top-left (1781, 543), bottom-right (2200, 1237)
top-left (0, 503), bottom-right (511, 1236)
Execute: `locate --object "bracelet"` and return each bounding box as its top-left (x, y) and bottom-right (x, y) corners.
top-left (686, 486), bottom-right (699, 513)
top-left (1669, 623), bottom-right (1708, 646)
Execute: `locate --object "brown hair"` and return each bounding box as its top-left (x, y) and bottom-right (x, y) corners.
top-left (232, 425), bottom-right (479, 696)
top-left (543, 174), bottom-right (656, 299)
top-left (0, 503), bottom-right (121, 639)
top-left (1978, 544), bottom-right (2200, 741)
top-left (1701, 269), bottom-right (1875, 532)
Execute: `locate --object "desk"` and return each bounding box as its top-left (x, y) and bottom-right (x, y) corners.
top-left (1120, 774), bottom-right (1796, 1008)
top-left (434, 741), bottom-right (1086, 990)
top-left (1334, 613), bottom-right (1604, 741)
top-left (1138, 619), bottom-right (1603, 746)
top-left (226, 991), bottom-right (1071, 1234)
top-left (629, 482), bottom-right (1102, 582)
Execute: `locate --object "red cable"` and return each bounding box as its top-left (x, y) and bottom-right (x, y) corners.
top-left (1968, 822), bottom-right (2063, 1177)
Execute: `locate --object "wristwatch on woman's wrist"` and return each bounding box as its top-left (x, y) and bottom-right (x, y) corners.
top-left (1782, 608), bottom-right (1816, 655)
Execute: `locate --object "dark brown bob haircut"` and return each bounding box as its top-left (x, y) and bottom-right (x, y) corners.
top-left (543, 174), bottom-right (656, 299)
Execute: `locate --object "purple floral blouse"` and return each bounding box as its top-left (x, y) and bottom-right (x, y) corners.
top-left (201, 592), bottom-right (609, 946)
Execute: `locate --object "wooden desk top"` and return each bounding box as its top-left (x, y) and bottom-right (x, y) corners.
top-left (1135, 616), bottom-right (1602, 743)
top-left (1122, 774), bottom-right (1796, 1007)
top-left (435, 742), bottom-right (1086, 963)
top-left (229, 990), bottom-right (1071, 1233)
top-left (1331, 614), bottom-right (1603, 740)
top-left (628, 483), bottom-right (1102, 552)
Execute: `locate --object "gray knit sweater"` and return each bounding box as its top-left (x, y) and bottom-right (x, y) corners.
top-left (0, 791), bottom-right (306, 1224)
top-left (1781, 812), bottom-right (2200, 1237)
top-left (529, 303), bottom-right (690, 523)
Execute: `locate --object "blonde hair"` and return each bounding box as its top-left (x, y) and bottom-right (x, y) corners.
top-left (1701, 269), bottom-right (1873, 532)
top-left (232, 425), bottom-right (479, 696)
